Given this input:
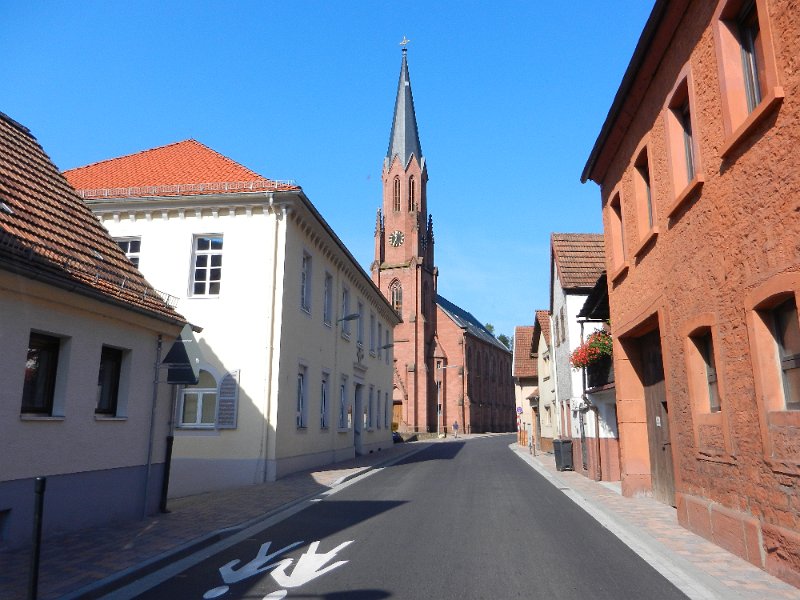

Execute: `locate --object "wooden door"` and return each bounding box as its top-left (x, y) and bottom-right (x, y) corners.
top-left (640, 330), bottom-right (676, 506)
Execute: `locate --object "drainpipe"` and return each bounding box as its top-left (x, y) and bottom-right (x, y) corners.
top-left (143, 334), bottom-right (163, 518)
top-left (550, 314), bottom-right (561, 440)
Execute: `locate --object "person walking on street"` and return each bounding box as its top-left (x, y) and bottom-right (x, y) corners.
top-left (453, 421), bottom-right (459, 438)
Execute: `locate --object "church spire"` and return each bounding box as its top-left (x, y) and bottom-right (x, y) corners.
top-left (386, 45), bottom-right (423, 170)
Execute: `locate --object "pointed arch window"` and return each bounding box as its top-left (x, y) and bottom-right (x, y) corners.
top-left (390, 280), bottom-right (402, 314)
top-left (393, 177), bottom-right (401, 212)
top-left (408, 176), bottom-right (416, 212)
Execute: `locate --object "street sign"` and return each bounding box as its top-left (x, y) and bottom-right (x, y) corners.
top-left (516, 407), bottom-right (523, 415)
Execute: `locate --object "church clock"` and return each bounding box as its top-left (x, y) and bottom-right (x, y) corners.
top-left (389, 230), bottom-right (405, 247)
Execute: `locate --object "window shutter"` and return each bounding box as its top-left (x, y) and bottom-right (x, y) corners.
top-left (216, 370), bottom-right (240, 429)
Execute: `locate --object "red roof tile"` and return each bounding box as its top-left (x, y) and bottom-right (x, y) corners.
top-left (0, 112), bottom-right (185, 324)
top-left (534, 310), bottom-right (551, 346)
top-left (551, 233), bottom-right (606, 290)
top-left (64, 139), bottom-right (299, 198)
top-left (513, 325), bottom-right (536, 378)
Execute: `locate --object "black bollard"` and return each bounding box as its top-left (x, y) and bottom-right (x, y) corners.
top-left (160, 435), bottom-right (174, 513)
top-left (28, 476), bottom-right (46, 600)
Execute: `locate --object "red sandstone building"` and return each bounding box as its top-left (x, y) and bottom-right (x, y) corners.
top-left (372, 48), bottom-right (513, 434)
top-left (582, 0), bottom-right (800, 585)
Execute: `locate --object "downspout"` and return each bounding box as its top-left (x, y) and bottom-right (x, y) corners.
top-left (143, 334), bottom-right (163, 518)
top-left (550, 314), bottom-right (561, 439)
top-left (262, 193), bottom-right (281, 482)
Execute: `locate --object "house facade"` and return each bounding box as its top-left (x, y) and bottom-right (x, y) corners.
top-left (513, 325), bottom-right (537, 448)
top-left (582, 0), bottom-right (800, 584)
top-left (0, 112), bottom-right (186, 547)
top-left (372, 47), bottom-right (513, 434)
top-left (549, 233), bottom-right (606, 458)
top-left (533, 310), bottom-right (557, 453)
top-left (574, 273), bottom-right (620, 482)
top-left (66, 141), bottom-right (399, 497)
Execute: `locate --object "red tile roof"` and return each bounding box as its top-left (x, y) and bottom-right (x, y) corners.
top-left (534, 310), bottom-right (551, 346)
top-left (64, 139), bottom-right (299, 199)
top-left (551, 233), bottom-right (606, 290)
top-left (0, 112), bottom-right (185, 324)
top-left (513, 325), bottom-right (536, 378)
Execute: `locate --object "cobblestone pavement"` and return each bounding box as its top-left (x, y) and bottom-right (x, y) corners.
top-left (511, 443), bottom-right (800, 600)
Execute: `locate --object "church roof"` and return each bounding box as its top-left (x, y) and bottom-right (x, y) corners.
top-left (437, 294), bottom-right (509, 352)
top-left (386, 49), bottom-right (423, 170)
top-left (513, 325), bottom-right (537, 378)
top-left (551, 233), bottom-right (606, 291)
top-left (64, 139), bottom-right (299, 199)
top-left (0, 112), bottom-right (185, 324)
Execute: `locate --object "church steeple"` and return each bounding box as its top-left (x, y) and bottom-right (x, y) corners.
top-left (385, 47), bottom-right (423, 171)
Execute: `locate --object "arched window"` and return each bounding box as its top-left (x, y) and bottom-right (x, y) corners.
top-left (390, 280), bottom-right (402, 314)
top-left (408, 176), bottom-right (416, 212)
top-left (393, 177), bottom-right (401, 212)
top-left (423, 281), bottom-right (429, 313)
top-left (180, 369), bottom-right (217, 427)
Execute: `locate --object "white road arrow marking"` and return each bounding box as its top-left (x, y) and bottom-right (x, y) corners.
top-left (218, 540), bottom-right (304, 584)
top-left (270, 540), bottom-right (353, 588)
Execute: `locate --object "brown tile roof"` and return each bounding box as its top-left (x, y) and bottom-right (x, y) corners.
top-left (513, 325), bottom-right (536, 378)
top-left (64, 139), bottom-right (299, 199)
top-left (551, 233), bottom-right (606, 290)
top-left (534, 310), bottom-right (551, 346)
top-left (0, 112), bottom-right (185, 324)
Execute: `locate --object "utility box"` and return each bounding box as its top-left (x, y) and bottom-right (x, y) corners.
top-left (552, 438), bottom-right (573, 471)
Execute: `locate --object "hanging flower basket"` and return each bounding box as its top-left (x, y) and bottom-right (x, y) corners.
top-left (570, 330), bottom-right (613, 370)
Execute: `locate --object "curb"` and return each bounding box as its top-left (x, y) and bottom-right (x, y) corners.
top-left (62, 442), bottom-right (430, 599)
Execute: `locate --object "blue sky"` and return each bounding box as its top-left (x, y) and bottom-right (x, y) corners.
top-left (1, 1), bottom-right (654, 340)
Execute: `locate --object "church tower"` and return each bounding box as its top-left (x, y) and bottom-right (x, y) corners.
top-left (372, 46), bottom-right (438, 433)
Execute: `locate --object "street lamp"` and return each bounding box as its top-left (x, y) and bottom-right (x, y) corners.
top-left (436, 363), bottom-right (461, 438)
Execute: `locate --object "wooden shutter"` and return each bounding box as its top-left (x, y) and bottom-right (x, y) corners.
top-left (216, 370), bottom-right (240, 429)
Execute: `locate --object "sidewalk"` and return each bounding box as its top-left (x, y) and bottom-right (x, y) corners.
top-left (0, 441), bottom-right (428, 600)
top-left (510, 443), bottom-right (800, 600)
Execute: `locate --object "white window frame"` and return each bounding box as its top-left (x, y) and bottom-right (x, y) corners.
top-left (115, 236), bottom-right (141, 268)
top-left (341, 286), bottom-right (351, 337)
top-left (179, 370), bottom-right (218, 428)
top-left (338, 376), bottom-right (348, 430)
top-left (191, 234), bottom-right (223, 297)
top-left (367, 386), bottom-right (374, 429)
top-left (320, 372), bottom-right (330, 429)
top-left (297, 366), bottom-right (308, 428)
top-left (377, 323), bottom-right (383, 359)
top-left (370, 313), bottom-right (376, 354)
top-left (385, 391), bottom-right (390, 429)
top-left (357, 301), bottom-right (365, 347)
top-left (376, 388), bottom-right (381, 429)
top-left (323, 272), bottom-right (333, 326)
top-left (301, 251), bottom-right (312, 313)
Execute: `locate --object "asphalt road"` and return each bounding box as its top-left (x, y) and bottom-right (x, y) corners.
top-left (133, 434), bottom-right (687, 599)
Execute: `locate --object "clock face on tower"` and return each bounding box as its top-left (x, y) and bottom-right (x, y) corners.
top-left (389, 230), bottom-right (405, 247)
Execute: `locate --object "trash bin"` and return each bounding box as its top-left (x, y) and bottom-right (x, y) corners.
top-left (552, 438), bottom-right (573, 471)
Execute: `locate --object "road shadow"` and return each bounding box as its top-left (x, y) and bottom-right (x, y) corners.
top-left (393, 441), bottom-right (465, 465)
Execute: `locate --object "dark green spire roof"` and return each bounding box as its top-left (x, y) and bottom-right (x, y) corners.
top-left (386, 49), bottom-right (423, 169)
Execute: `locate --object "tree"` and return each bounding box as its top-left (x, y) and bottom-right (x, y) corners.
top-left (485, 323), bottom-right (495, 334)
top-left (497, 334), bottom-right (511, 349)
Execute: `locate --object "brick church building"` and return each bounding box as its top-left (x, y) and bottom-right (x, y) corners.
top-left (371, 48), bottom-right (514, 435)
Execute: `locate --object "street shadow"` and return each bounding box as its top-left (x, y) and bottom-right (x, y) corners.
top-left (393, 441), bottom-right (465, 465)
top-left (140, 500), bottom-right (405, 599)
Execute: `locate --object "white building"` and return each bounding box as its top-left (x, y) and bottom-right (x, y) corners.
top-left (66, 141), bottom-right (400, 497)
top-left (0, 113), bottom-right (186, 547)
top-left (549, 233), bottom-right (605, 466)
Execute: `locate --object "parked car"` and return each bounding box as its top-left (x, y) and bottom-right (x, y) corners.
top-left (392, 431), bottom-right (404, 444)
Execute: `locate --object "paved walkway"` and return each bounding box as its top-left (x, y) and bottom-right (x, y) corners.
top-left (2, 436), bottom-right (799, 599)
top-left (511, 443), bottom-right (800, 600)
top-left (0, 441), bottom-right (427, 600)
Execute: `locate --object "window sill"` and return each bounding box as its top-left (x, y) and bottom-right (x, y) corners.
top-left (337, 428), bottom-right (350, 433)
top-left (176, 425), bottom-right (216, 432)
top-left (341, 332), bottom-right (351, 342)
top-left (20, 415), bottom-right (64, 421)
top-left (610, 261), bottom-right (630, 285)
top-left (695, 450), bottom-right (737, 465)
top-left (94, 415), bottom-right (127, 422)
top-left (300, 307), bottom-right (311, 317)
top-left (667, 175), bottom-right (704, 220)
top-left (188, 295), bottom-right (221, 300)
top-left (633, 227), bottom-right (659, 259)
top-left (721, 89), bottom-right (784, 159)
top-left (323, 320), bottom-right (332, 329)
